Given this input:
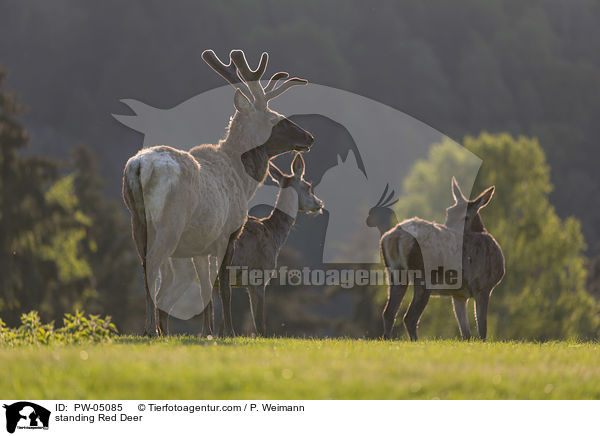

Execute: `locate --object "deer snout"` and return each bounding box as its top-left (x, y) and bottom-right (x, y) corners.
top-left (305, 132), bottom-right (314, 145)
top-left (293, 131), bottom-right (313, 152)
top-left (305, 197), bottom-right (324, 214)
top-left (286, 118), bottom-right (313, 150)
top-left (271, 118), bottom-right (314, 152)
top-left (314, 198), bottom-right (324, 213)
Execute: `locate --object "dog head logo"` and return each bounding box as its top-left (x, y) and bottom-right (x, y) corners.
top-left (3, 402), bottom-right (50, 433)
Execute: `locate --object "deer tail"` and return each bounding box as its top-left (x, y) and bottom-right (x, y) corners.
top-left (123, 157), bottom-right (148, 261)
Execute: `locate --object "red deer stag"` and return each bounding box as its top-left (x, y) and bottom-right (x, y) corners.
top-left (122, 49), bottom-right (313, 336)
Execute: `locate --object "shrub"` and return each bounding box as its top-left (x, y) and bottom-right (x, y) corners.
top-left (0, 310), bottom-right (117, 346)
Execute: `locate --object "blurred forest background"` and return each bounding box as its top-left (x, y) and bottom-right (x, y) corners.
top-left (1, 0), bottom-right (599, 339)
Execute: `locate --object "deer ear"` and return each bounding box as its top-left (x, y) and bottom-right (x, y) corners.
top-left (233, 89), bottom-right (252, 113)
top-left (451, 176), bottom-right (467, 203)
top-left (292, 153), bottom-right (305, 177)
top-left (268, 163), bottom-right (285, 184)
top-left (473, 186), bottom-right (495, 210)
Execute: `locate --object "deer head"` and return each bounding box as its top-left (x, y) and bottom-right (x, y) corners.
top-left (202, 49), bottom-right (313, 157)
top-left (366, 183), bottom-right (399, 233)
top-left (268, 153), bottom-right (324, 214)
top-left (445, 176), bottom-right (495, 232)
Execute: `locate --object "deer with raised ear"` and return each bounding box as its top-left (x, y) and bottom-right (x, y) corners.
top-left (217, 153), bottom-right (323, 336)
top-left (380, 177), bottom-right (504, 341)
top-left (122, 49), bottom-right (313, 336)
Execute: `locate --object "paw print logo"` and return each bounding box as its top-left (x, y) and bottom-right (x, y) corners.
top-left (287, 270), bottom-right (302, 286)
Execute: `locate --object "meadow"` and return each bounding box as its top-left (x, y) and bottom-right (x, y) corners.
top-left (1, 337), bottom-right (599, 400)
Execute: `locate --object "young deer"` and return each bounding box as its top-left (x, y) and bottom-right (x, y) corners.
top-left (218, 153), bottom-right (323, 336)
top-left (380, 177), bottom-right (504, 341)
top-left (122, 49), bottom-right (313, 336)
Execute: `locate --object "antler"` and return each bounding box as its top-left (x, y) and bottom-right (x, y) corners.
top-left (230, 50), bottom-right (268, 82)
top-left (264, 72), bottom-right (289, 93)
top-left (231, 50), bottom-right (308, 105)
top-left (231, 50), bottom-right (269, 105)
top-left (203, 49), bottom-right (308, 108)
top-left (374, 184), bottom-right (398, 208)
top-left (265, 77), bottom-right (308, 102)
top-left (202, 49), bottom-right (253, 103)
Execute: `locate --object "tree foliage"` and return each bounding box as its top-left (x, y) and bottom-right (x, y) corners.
top-left (0, 72), bottom-right (137, 328)
top-left (1, 0), bottom-right (599, 252)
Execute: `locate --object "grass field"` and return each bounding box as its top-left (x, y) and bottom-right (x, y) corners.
top-left (1, 337), bottom-right (599, 399)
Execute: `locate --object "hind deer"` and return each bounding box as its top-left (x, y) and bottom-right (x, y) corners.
top-left (218, 153), bottom-right (323, 336)
top-left (380, 177), bottom-right (504, 341)
top-left (122, 49), bottom-right (313, 336)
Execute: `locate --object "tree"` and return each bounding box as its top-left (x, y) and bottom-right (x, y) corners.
top-left (70, 145), bottom-right (139, 330)
top-left (0, 70), bottom-right (94, 324)
top-left (0, 71), bottom-right (138, 329)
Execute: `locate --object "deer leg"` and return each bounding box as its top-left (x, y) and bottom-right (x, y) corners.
top-left (219, 264), bottom-right (235, 337)
top-left (210, 252), bottom-right (225, 337)
top-left (382, 284), bottom-right (408, 339)
top-left (142, 248), bottom-right (161, 338)
top-left (193, 256), bottom-right (214, 337)
top-left (158, 309), bottom-right (169, 335)
top-left (199, 256), bottom-right (223, 336)
top-left (145, 228), bottom-right (184, 337)
top-left (201, 302), bottom-right (213, 337)
top-left (403, 283), bottom-right (430, 341)
top-left (210, 274), bottom-right (222, 337)
top-left (474, 292), bottom-right (489, 340)
top-left (452, 295), bottom-right (471, 340)
top-left (130, 216), bottom-right (154, 337)
top-left (198, 301), bottom-right (212, 337)
top-left (248, 285), bottom-right (266, 336)
top-left (218, 232), bottom-right (239, 338)
top-left (142, 260), bottom-right (156, 337)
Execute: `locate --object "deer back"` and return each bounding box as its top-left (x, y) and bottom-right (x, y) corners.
top-left (461, 230), bottom-right (504, 295)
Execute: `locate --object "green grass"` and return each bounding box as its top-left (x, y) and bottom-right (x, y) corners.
top-left (1, 337), bottom-right (599, 399)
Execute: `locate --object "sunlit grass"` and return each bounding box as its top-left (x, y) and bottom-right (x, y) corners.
top-left (1, 337), bottom-right (599, 399)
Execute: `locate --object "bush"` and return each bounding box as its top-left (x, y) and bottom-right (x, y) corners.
top-left (0, 310), bottom-right (117, 346)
